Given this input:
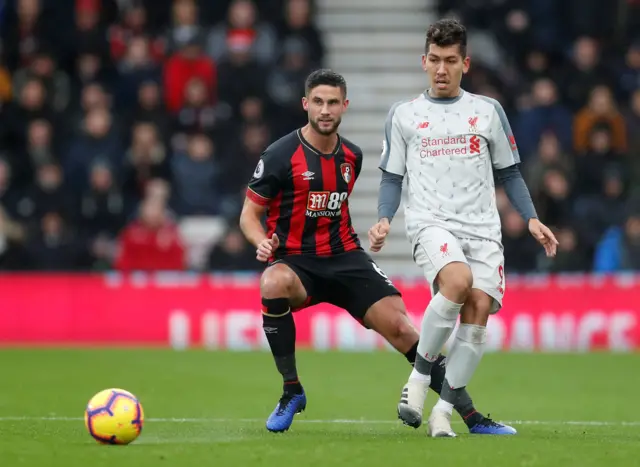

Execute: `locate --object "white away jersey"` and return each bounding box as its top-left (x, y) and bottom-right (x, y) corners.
top-left (379, 89), bottom-right (520, 246)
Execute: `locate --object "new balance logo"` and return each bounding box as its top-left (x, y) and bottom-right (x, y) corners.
top-left (416, 121), bottom-right (430, 129)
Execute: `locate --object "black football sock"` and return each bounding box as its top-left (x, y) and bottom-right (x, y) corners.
top-left (438, 376), bottom-right (484, 428)
top-left (427, 356), bottom-right (484, 427)
top-left (428, 355), bottom-right (447, 393)
top-left (262, 298), bottom-right (302, 395)
top-left (404, 342), bottom-right (418, 365)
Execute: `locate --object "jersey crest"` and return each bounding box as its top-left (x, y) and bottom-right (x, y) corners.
top-left (340, 163), bottom-right (352, 183)
top-left (468, 116), bottom-right (479, 133)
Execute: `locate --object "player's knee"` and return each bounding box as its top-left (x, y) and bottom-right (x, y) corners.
top-left (437, 262), bottom-right (472, 302)
top-left (260, 265), bottom-right (297, 299)
top-left (460, 290), bottom-right (493, 326)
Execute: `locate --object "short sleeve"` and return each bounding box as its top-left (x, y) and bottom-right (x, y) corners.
top-left (355, 148), bottom-right (363, 179)
top-left (378, 102), bottom-right (407, 176)
top-left (246, 149), bottom-right (285, 206)
top-left (483, 97), bottom-right (520, 169)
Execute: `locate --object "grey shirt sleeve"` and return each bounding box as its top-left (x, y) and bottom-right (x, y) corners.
top-left (496, 165), bottom-right (538, 222)
top-left (377, 170), bottom-right (404, 222)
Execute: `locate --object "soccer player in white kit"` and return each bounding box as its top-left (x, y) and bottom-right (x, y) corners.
top-left (369, 19), bottom-right (559, 437)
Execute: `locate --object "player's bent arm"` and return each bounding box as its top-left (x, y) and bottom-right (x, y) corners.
top-left (239, 197), bottom-right (269, 248)
top-left (378, 170), bottom-right (404, 223)
top-left (495, 165), bottom-right (538, 222)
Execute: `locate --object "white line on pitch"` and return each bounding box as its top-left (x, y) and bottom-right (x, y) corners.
top-left (0, 416), bottom-right (639, 427)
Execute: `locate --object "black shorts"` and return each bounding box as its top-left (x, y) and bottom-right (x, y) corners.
top-left (269, 250), bottom-right (401, 326)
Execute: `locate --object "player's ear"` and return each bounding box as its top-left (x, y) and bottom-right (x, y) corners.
top-left (302, 96), bottom-right (309, 111)
top-left (343, 98), bottom-right (349, 111)
top-left (421, 54), bottom-right (428, 72)
top-left (462, 56), bottom-right (470, 74)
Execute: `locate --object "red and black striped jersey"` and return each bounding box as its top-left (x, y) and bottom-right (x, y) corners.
top-left (246, 129), bottom-right (363, 258)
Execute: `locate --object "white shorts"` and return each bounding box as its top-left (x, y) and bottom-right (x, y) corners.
top-left (413, 226), bottom-right (505, 314)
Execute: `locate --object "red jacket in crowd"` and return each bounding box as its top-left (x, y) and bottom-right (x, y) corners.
top-left (163, 52), bottom-right (216, 113)
top-left (115, 221), bottom-right (186, 271)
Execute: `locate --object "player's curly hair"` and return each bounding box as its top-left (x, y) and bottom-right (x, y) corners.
top-left (305, 69), bottom-right (347, 98)
top-left (426, 18), bottom-right (467, 57)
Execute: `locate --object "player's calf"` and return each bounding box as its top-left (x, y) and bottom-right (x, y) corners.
top-left (410, 262), bottom-right (471, 388)
top-left (430, 290), bottom-right (491, 432)
top-left (442, 290), bottom-right (492, 404)
top-left (363, 295), bottom-right (418, 356)
top-left (395, 259), bottom-right (471, 428)
top-left (414, 261), bottom-right (471, 373)
top-left (260, 264), bottom-right (308, 432)
top-left (260, 264), bottom-right (306, 390)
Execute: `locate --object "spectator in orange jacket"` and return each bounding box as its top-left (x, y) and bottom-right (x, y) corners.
top-left (115, 197), bottom-right (185, 271)
top-left (163, 36), bottom-right (216, 113)
top-left (573, 85), bottom-right (627, 154)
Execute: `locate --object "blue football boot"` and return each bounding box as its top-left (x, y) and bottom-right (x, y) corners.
top-left (469, 415), bottom-right (517, 435)
top-left (265, 390), bottom-right (307, 432)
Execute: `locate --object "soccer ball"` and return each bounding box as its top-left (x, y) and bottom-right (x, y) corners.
top-left (84, 388), bottom-right (144, 445)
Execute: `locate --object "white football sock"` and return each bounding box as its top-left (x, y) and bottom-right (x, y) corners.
top-left (415, 293), bottom-right (462, 373)
top-left (445, 323), bottom-right (487, 389)
top-left (409, 367), bottom-right (431, 383)
top-left (433, 398), bottom-right (454, 415)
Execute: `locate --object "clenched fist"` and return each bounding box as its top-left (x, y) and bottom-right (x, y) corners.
top-left (256, 233), bottom-right (279, 262)
top-left (368, 219), bottom-right (390, 252)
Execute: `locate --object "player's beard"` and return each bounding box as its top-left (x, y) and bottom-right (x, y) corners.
top-left (310, 116), bottom-right (341, 136)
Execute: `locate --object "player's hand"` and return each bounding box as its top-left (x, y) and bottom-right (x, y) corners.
top-left (256, 233), bottom-right (279, 262)
top-left (368, 219), bottom-right (390, 252)
top-left (528, 218), bottom-right (559, 257)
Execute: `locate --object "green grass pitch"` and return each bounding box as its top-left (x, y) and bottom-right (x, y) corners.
top-left (0, 350), bottom-right (638, 466)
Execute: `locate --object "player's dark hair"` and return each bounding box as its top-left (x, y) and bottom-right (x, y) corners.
top-left (304, 69), bottom-right (347, 98)
top-left (425, 18), bottom-right (467, 57)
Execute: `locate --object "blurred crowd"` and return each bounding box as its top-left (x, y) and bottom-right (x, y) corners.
top-left (0, 0), bottom-right (323, 271)
top-left (438, 0), bottom-right (640, 272)
top-left (1, 0), bottom-right (639, 274)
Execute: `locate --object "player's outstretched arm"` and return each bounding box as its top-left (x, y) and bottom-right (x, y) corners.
top-left (485, 96), bottom-right (559, 257)
top-left (239, 197), bottom-right (279, 262)
top-left (495, 165), bottom-right (558, 257)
